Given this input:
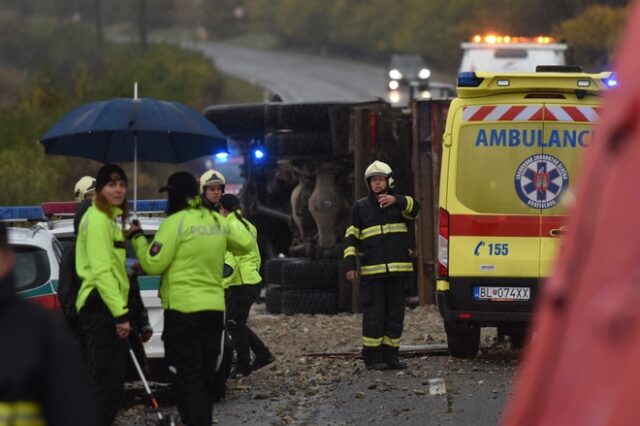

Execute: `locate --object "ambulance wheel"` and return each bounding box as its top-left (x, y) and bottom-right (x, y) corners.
top-left (445, 321), bottom-right (480, 359)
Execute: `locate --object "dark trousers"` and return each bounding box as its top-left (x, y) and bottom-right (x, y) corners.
top-left (225, 284), bottom-right (269, 365)
top-left (163, 310), bottom-right (224, 426)
top-left (361, 276), bottom-right (406, 345)
top-left (79, 292), bottom-right (128, 426)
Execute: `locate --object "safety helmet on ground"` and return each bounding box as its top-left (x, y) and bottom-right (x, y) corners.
top-left (74, 176), bottom-right (97, 202)
top-left (199, 169), bottom-right (226, 193)
top-left (364, 160), bottom-right (395, 188)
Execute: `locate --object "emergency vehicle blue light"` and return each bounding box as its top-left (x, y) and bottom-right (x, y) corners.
top-left (215, 152), bottom-right (229, 161)
top-left (604, 74), bottom-right (618, 88)
top-left (128, 200), bottom-right (167, 212)
top-left (457, 72), bottom-right (484, 87)
top-left (0, 206), bottom-right (45, 221)
top-left (254, 148), bottom-right (265, 160)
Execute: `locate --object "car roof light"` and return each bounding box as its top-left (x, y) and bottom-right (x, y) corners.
top-left (0, 206), bottom-right (45, 221)
top-left (497, 79), bottom-right (510, 87)
top-left (457, 72), bottom-right (484, 87)
top-left (129, 200), bottom-right (168, 213)
top-left (41, 202), bottom-right (77, 217)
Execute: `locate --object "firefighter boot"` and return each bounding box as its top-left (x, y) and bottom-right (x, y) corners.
top-left (383, 345), bottom-right (407, 370)
top-left (362, 347), bottom-right (387, 370)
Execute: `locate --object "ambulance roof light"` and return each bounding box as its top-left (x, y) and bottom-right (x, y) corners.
top-left (471, 34), bottom-right (556, 44)
top-left (457, 72), bottom-right (484, 87)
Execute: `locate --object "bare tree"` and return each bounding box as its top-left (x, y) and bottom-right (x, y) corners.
top-left (94, 0), bottom-right (104, 45)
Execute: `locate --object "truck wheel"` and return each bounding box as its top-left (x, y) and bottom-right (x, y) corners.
top-left (280, 258), bottom-right (338, 290)
top-left (445, 321), bottom-right (481, 358)
top-left (281, 290), bottom-right (338, 315)
top-left (265, 284), bottom-right (283, 314)
top-left (269, 131), bottom-right (333, 157)
top-left (276, 102), bottom-right (348, 132)
top-left (264, 257), bottom-right (302, 285)
top-left (203, 103), bottom-right (266, 138)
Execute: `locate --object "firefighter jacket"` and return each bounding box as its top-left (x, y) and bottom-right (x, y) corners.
top-left (222, 211), bottom-right (261, 289)
top-left (132, 203), bottom-right (253, 313)
top-left (76, 202), bottom-right (130, 321)
top-left (0, 274), bottom-right (98, 426)
top-left (343, 191), bottom-right (420, 279)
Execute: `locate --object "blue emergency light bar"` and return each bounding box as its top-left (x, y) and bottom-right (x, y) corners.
top-left (129, 199), bottom-right (167, 212)
top-left (0, 206), bottom-right (45, 221)
top-left (457, 72), bottom-right (485, 87)
top-left (603, 74), bottom-right (618, 88)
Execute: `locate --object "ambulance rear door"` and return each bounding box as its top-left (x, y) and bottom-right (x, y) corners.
top-left (539, 102), bottom-right (599, 276)
top-left (450, 103), bottom-right (545, 280)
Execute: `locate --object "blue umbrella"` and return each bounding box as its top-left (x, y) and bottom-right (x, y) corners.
top-left (40, 88), bottom-right (227, 209)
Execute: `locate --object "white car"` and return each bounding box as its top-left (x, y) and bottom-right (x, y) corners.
top-left (36, 216), bottom-right (167, 359)
top-left (8, 226), bottom-right (62, 311)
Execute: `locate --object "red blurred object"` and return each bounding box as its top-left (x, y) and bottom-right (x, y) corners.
top-left (29, 294), bottom-right (61, 312)
top-left (504, 3), bottom-right (640, 425)
top-left (41, 201), bottom-right (78, 217)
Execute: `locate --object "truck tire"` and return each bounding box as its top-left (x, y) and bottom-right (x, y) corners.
top-left (270, 131), bottom-right (333, 158)
top-left (281, 290), bottom-right (338, 315)
top-left (444, 321), bottom-right (481, 359)
top-left (264, 257), bottom-right (302, 285)
top-left (203, 103), bottom-right (266, 138)
top-left (280, 258), bottom-right (338, 290)
top-left (265, 284), bottom-right (283, 314)
top-left (277, 102), bottom-right (349, 132)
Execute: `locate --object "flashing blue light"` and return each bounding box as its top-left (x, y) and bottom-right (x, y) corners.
top-left (604, 75), bottom-right (618, 88)
top-left (254, 149), bottom-right (265, 160)
top-left (457, 72), bottom-right (484, 87)
top-left (215, 152), bottom-right (229, 161)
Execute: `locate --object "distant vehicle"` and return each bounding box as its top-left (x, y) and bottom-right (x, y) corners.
top-left (8, 226), bottom-right (62, 311)
top-left (387, 54), bottom-right (431, 91)
top-left (459, 34), bottom-right (567, 73)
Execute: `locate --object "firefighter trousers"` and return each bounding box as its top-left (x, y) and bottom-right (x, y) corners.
top-left (163, 310), bottom-right (224, 426)
top-left (79, 291), bottom-right (128, 426)
top-left (361, 276), bottom-right (406, 349)
top-left (225, 284), bottom-right (270, 366)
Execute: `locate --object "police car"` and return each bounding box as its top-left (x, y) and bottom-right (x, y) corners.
top-left (437, 67), bottom-right (616, 358)
top-left (37, 202), bottom-right (168, 360)
top-left (8, 226), bottom-right (62, 311)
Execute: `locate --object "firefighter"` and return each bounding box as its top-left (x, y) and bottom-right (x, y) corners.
top-left (75, 164), bottom-right (132, 426)
top-left (129, 172), bottom-right (253, 426)
top-left (199, 169), bottom-right (226, 212)
top-left (0, 222), bottom-right (99, 426)
top-left (219, 193), bottom-right (274, 378)
top-left (343, 161), bottom-right (421, 370)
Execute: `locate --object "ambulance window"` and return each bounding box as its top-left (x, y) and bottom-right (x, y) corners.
top-left (494, 49), bottom-right (528, 58)
top-left (455, 123), bottom-right (541, 214)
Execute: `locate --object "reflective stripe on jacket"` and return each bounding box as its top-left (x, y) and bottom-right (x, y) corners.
top-left (75, 203), bottom-right (129, 319)
top-left (343, 192), bottom-right (420, 278)
top-left (132, 206), bottom-right (253, 313)
top-left (222, 211), bottom-right (261, 289)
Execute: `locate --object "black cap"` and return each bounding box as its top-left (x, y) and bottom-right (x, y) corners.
top-left (96, 164), bottom-right (128, 193)
top-left (219, 193), bottom-right (240, 212)
top-left (159, 171), bottom-right (198, 196)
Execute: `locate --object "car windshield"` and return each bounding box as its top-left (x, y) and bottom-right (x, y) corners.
top-left (391, 55), bottom-right (425, 71)
top-left (12, 246), bottom-right (51, 291)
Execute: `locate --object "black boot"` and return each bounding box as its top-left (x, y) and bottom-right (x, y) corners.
top-left (383, 345), bottom-right (407, 370)
top-left (362, 347), bottom-right (387, 370)
top-left (251, 351), bottom-right (275, 372)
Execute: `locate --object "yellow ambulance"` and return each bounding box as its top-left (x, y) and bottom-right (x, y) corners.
top-left (437, 67), bottom-right (615, 358)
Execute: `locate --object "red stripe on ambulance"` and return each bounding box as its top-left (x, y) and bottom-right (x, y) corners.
top-left (464, 105), bottom-right (601, 122)
top-left (450, 214), bottom-right (567, 237)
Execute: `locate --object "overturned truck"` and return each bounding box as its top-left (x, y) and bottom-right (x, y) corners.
top-left (204, 100), bottom-right (449, 315)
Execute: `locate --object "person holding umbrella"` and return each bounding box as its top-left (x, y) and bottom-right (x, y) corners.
top-left (128, 172), bottom-right (253, 426)
top-left (75, 163), bottom-right (132, 426)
